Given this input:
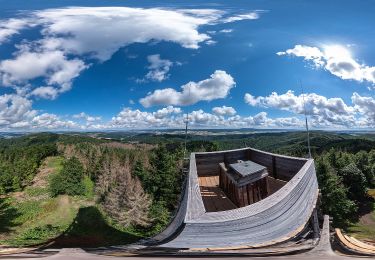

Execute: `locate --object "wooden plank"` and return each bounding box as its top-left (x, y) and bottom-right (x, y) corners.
top-left (243, 186), bottom-right (249, 205)
top-left (344, 235), bottom-right (375, 252)
top-left (336, 229), bottom-right (375, 255)
top-left (247, 185), bottom-right (253, 204)
top-left (238, 187), bottom-right (244, 207)
top-left (198, 175), bottom-right (238, 212)
top-left (267, 176), bottom-right (287, 195)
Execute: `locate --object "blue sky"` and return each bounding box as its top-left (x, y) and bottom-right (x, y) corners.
top-left (0, 0), bottom-right (375, 130)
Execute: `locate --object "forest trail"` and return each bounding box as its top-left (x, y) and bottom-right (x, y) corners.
top-left (32, 157), bottom-right (63, 188)
top-left (9, 157), bottom-right (63, 202)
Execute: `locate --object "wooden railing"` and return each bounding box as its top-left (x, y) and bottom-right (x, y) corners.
top-left (195, 147), bottom-right (307, 181)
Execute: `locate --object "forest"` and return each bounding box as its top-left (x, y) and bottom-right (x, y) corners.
top-left (0, 133), bottom-right (185, 246)
top-left (0, 131), bottom-right (374, 246)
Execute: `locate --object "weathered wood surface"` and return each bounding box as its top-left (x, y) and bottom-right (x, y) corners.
top-left (151, 147), bottom-right (319, 249)
top-left (267, 176), bottom-right (287, 195)
top-left (249, 148), bottom-right (306, 181)
top-left (199, 175), bottom-right (237, 212)
top-left (335, 228), bottom-right (375, 256)
top-left (195, 149), bottom-right (248, 176)
top-left (219, 163), bottom-right (268, 207)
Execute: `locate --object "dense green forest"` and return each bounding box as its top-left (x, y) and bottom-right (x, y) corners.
top-left (0, 133), bottom-right (185, 246)
top-left (0, 131), bottom-right (374, 246)
top-left (316, 150), bottom-right (374, 228)
top-left (0, 134), bottom-right (58, 194)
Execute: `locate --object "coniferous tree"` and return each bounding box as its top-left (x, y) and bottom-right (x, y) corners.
top-left (358, 150), bottom-right (375, 187)
top-left (150, 145), bottom-right (180, 209)
top-left (49, 157), bottom-right (85, 196)
top-left (133, 160), bottom-right (149, 185)
top-left (316, 156), bottom-right (357, 227)
top-left (339, 163), bottom-right (368, 202)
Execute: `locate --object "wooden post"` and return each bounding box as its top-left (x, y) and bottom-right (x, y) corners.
top-left (272, 156), bottom-right (278, 179)
top-left (311, 208), bottom-right (320, 239)
top-left (243, 186), bottom-right (249, 206)
top-left (248, 184), bottom-right (253, 204)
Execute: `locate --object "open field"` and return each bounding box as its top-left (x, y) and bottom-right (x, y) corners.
top-left (347, 189), bottom-right (375, 242)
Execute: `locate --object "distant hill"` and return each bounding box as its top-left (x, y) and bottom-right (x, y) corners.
top-left (78, 130), bottom-right (375, 157)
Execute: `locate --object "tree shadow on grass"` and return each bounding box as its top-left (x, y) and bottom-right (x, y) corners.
top-left (51, 206), bottom-right (142, 248)
top-left (0, 197), bottom-right (20, 235)
top-left (357, 196), bottom-right (375, 218)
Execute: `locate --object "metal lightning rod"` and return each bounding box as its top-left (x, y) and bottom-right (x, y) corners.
top-left (300, 80), bottom-right (312, 159)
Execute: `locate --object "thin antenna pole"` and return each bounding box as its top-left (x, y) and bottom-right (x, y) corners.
top-left (184, 111), bottom-right (188, 157)
top-left (300, 80), bottom-right (312, 159)
top-left (183, 88), bottom-right (190, 158)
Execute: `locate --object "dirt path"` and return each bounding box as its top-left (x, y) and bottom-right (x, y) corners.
top-left (31, 157), bottom-right (59, 188)
top-left (10, 157), bottom-right (61, 202)
top-left (359, 211), bottom-right (375, 226)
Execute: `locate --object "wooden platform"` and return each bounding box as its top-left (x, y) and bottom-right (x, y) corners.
top-left (198, 175), bottom-right (237, 212)
top-left (155, 148), bottom-right (319, 249)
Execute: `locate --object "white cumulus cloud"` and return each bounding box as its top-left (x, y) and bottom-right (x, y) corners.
top-left (212, 105), bottom-right (236, 116)
top-left (0, 93), bottom-right (81, 130)
top-left (0, 49), bottom-right (87, 99)
top-left (109, 106), bottom-right (301, 129)
top-left (245, 90), bottom-right (358, 127)
top-left (144, 54), bottom-right (173, 82)
top-left (0, 94), bottom-right (36, 127)
top-left (0, 18), bottom-right (30, 44)
top-left (32, 7), bottom-right (219, 60)
top-left (73, 112), bottom-right (102, 122)
top-left (0, 6), bottom-right (262, 102)
top-left (30, 113), bottom-right (78, 129)
top-left (351, 92), bottom-right (375, 126)
top-left (153, 106), bottom-right (182, 119)
top-left (277, 44), bottom-right (375, 85)
top-left (30, 86), bottom-right (59, 100)
top-left (140, 70), bottom-right (235, 107)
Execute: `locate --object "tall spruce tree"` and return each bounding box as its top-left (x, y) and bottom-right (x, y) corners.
top-left (150, 145), bottom-right (179, 209)
top-left (49, 157), bottom-right (85, 196)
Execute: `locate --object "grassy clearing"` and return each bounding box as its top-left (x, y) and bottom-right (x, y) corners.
top-left (46, 156), bottom-right (64, 173)
top-left (0, 156), bottom-right (143, 247)
top-left (0, 156), bottom-right (76, 246)
top-left (347, 189), bottom-right (375, 241)
top-left (82, 176), bottom-right (95, 200)
top-left (3, 196), bottom-right (77, 246)
top-left (348, 213), bottom-right (375, 240)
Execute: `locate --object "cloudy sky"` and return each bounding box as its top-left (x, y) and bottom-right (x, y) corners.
top-left (1, 0), bottom-right (375, 131)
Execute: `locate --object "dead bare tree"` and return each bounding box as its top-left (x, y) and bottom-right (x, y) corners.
top-left (58, 142), bottom-right (152, 227)
top-left (99, 156), bottom-right (152, 227)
